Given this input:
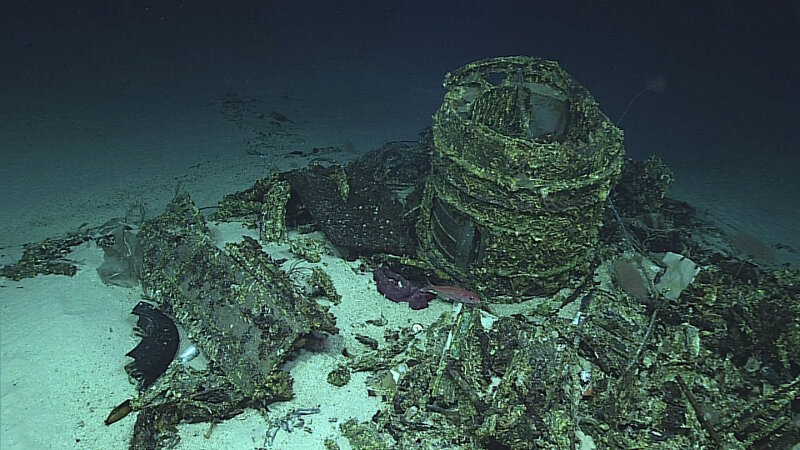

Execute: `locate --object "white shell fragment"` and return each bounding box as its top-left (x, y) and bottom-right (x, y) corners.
top-left (655, 252), bottom-right (700, 301)
top-left (178, 344), bottom-right (199, 365)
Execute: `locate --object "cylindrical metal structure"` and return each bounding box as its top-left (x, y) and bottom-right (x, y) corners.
top-left (417, 56), bottom-right (625, 298)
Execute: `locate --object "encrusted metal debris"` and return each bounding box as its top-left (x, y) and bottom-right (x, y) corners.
top-left (417, 56), bottom-right (625, 298)
top-left (213, 173), bottom-right (291, 243)
top-left (112, 192), bottom-right (337, 448)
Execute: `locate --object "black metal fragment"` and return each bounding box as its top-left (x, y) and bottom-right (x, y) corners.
top-left (124, 301), bottom-right (179, 390)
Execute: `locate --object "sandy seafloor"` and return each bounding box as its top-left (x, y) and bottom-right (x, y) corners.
top-left (2, 9), bottom-right (799, 450)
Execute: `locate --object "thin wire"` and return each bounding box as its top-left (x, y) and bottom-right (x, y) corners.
top-left (616, 87), bottom-right (647, 125)
top-left (608, 197), bottom-right (635, 251)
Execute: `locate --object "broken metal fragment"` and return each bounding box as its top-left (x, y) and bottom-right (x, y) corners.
top-left (124, 301), bottom-right (179, 390)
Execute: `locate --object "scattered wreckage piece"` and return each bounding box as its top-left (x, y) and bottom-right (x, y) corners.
top-left (0, 233), bottom-right (89, 280)
top-left (213, 173), bottom-right (291, 243)
top-left (346, 304), bottom-right (579, 449)
top-left (136, 192), bottom-right (337, 399)
top-left (209, 140), bottom-right (429, 257)
top-left (280, 140), bottom-right (429, 257)
top-left (126, 363), bottom-right (275, 450)
top-left (124, 301), bottom-right (180, 390)
top-left (612, 155), bottom-right (674, 217)
top-left (1, 203), bottom-right (147, 282)
top-left (105, 192), bottom-right (336, 449)
top-left (345, 258), bottom-right (800, 448)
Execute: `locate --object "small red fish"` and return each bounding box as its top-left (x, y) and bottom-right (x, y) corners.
top-left (421, 282), bottom-right (481, 305)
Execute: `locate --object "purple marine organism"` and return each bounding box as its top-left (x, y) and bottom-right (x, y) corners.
top-left (373, 267), bottom-right (434, 309)
top-left (372, 268), bottom-right (481, 309)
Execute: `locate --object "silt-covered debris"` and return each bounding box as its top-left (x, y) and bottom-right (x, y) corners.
top-left (112, 192), bottom-right (337, 448)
